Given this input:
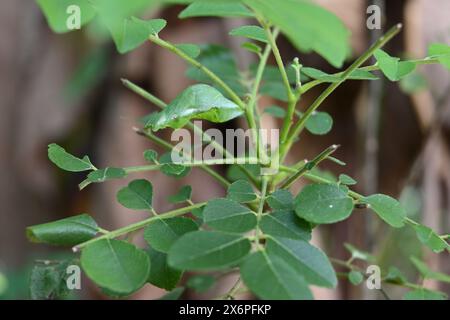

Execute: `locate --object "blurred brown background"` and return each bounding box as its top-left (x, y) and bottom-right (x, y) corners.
top-left (0, 0), bottom-right (449, 299)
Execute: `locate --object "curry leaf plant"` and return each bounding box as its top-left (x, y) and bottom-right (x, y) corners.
top-left (28, 0), bottom-right (450, 300)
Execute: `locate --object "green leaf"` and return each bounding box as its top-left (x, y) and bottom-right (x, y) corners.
top-left (203, 198), bottom-right (257, 233)
top-left (168, 231), bottom-right (251, 270)
top-left (410, 256), bottom-right (450, 283)
top-left (241, 42), bottom-right (262, 55)
top-left (229, 25), bottom-right (268, 43)
top-left (384, 266), bottom-right (408, 284)
top-left (412, 224), bottom-right (449, 253)
top-left (117, 179), bottom-right (153, 211)
top-left (93, 0), bottom-right (166, 54)
top-left (266, 237), bottom-right (337, 288)
top-left (147, 247), bottom-right (182, 291)
top-left (344, 243), bottom-right (376, 263)
top-left (79, 167), bottom-right (127, 190)
top-left (305, 111), bottom-right (333, 135)
top-left (168, 185), bottom-right (193, 204)
top-left (339, 174), bottom-right (357, 186)
top-left (175, 43), bottom-right (201, 58)
top-left (179, 0), bottom-right (253, 18)
top-left (186, 275), bottom-right (216, 293)
top-left (260, 82), bottom-right (289, 102)
top-left (146, 84), bottom-right (243, 131)
top-left (81, 239), bottom-right (150, 295)
top-left (240, 251), bottom-right (313, 300)
top-left (36, 0), bottom-right (97, 33)
top-left (428, 43), bottom-right (450, 70)
top-left (144, 217), bottom-right (199, 253)
top-left (159, 287), bottom-right (185, 300)
top-left (302, 67), bottom-right (378, 82)
top-left (30, 261), bottom-right (71, 300)
top-left (48, 143), bottom-right (95, 172)
top-left (227, 180), bottom-right (257, 203)
top-left (294, 184), bottom-right (354, 224)
top-left (400, 72), bottom-right (427, 94)
top-left (267, 190), bottom-right (294, 210)
top-left (403, 288), bottom-right (447, 300)
top-left (263, 105), bottom-right (286, 118)
top-left (374, 49), bottom-right (416, 81)
top-left (260, 210), bottom-right (311, 241)
top-left (159, 153), bottom-right (191, 178)
top-left (348, 271), bottom-right (364, 285)
top-left (143, 149), bottom-right (159, 163)
top-left (27, 214), bottom-right (98, 246)
top-left (115, 17), bottom-right (166, 54)
top-left (186, 45), bottom-right (245, 96)
top-left (365, 194), bottom-right (405, 228)
top-left (244, 0), bottom-right (350, 68)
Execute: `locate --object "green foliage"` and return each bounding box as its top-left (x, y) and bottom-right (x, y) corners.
top-left (168, 231), bottom-right (251, 270)
top-left (30, 260), bottom-right (72, 300)
top-left (146, 84), bottom-right (243, 130)
top-left (168, 185), bottom-right (192, 204)
top-left (374, 49), bottom-right (415, 81)
top-left (244, 0), bottom-right (350, 68)
top-left (227, 180), bottom-right (257, 203)
top-left (36, 0), bottom-right (97, 33)
top-left (27, 214), bottom-right (98, 246)
top-left (81, 239), bottom-right (150, 295)
top-left (117, 179), bottom-right (153, 211)
top-left (348, 270), bottom-right (364, 286)
top-left (48, 143), bottom-right (95, 172)
top-left (365, 194), bottom-right (406, 228)
top-left (266, 237), bottom-right (337, 288)
top-left (147, 247), bottom-right (183, 291)
top-left (186, 275), bottom-right (216, 293)
top-left (229, 25), bottom-right (268, 43)
top-left (144, 217), bottom-right (198, 253)
top-left (428, 43), bottom-right (450, 70)
top-left (179, 0), bottom-right (253, 18)
top-left (204, 198), bottom-right (257, 233)
top-left (240, 251), bottom-right (312, 300)
top-left (31, 0), bottom-right (450, 301)
top-left (294, 184), bottom-right (354, 224)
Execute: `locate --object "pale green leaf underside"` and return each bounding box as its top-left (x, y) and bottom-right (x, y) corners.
top-left (146, 84), bottom-right (243, 131)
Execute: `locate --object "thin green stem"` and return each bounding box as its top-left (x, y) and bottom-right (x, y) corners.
top-left (299, 58), bottom-right (441, 95)
top-left (121, 79), bottom-right (166, 109)
top-left (279, 144), bottom-right (339, 189)
top-left (261, 24), bottom-right (297, 144)
top-left (255, 177), bottom-right (269, 249)
top-left (123, 157), bottom-right (260, 174)
top-left (280, 24), bottom-right (403, 162)
top-left (148, 35), bottom-right (245, 110)
top-left (135, 128), bottom-right (231, 187)
top-left (73, 202), bottom-right (206, 251)
top-left (246, 36), bottom-right (275, 164)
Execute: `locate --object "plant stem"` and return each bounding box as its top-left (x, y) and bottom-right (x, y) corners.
top-left (73, 202), bottom-right (206, 252)
top-left (148, 35), bottom-right (245, 110)
top-left (246, 36), bottom-right (275, 164)
top-left (121, 79), bottom-right (166, 108)
top-left (261, 24), bottom-right (298, 144)
top-left (223, 277), bottom-right (242, 300)
top-left (123, 157), bottom-right (260, 174)
top-left (279, 144), bottom-right (339, 189)
top-left (279, 24), bottom-right (403, 162)
top-left (255, 176), bottom-right (269, 249)
top-left (135, 128), bottom-right (231, 187)
top-left (299, 58), bottom-right (441, 94)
